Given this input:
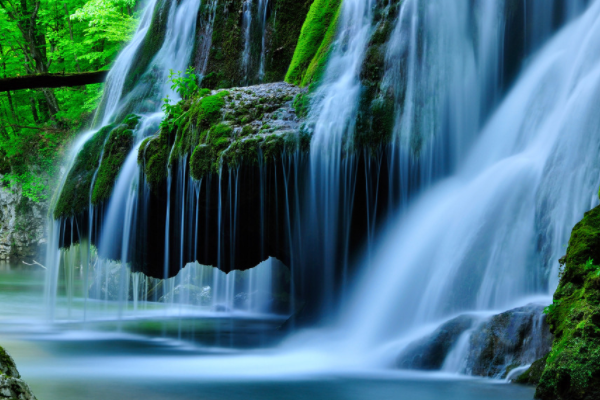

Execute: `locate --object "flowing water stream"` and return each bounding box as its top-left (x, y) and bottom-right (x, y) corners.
top-left (4, 0), bottom-right (600, 398)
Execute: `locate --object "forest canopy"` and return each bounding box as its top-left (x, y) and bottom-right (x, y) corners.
top-left (0, 0), bottom-right (140, 201)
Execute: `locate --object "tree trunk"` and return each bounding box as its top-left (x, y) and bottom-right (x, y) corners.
top-left (64, 3), bottom-right (81, 73)
top-left (30, 96), bottom-right (39, 123)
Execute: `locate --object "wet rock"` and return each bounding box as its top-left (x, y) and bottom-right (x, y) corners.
top-left (88, 262), bottom-right (131, 301)
top-left (465, 304), bottom-right (553, 378)
top-left (0, 182), bottom-right (47, 262)
top-left (159, 284), bottom-right (211, 306)
top-left (396, 315), bottom-right (476, 370)
top-left (514, 354), bottom-right (548, 385)
top-left (0, 346), bottom-right (37, 400)
top-left (396, 303), bottom-right (553, 378)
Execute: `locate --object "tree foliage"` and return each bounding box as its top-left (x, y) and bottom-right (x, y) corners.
top-left (0, 0), bottom-right (140, 201)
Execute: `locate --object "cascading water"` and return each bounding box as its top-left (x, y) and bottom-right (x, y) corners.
top-left (241, 0), bottom-right (271, 84)
top-left (257, 0), bottom-right (270, 81)
top-left (296, 0), bottom-right (375, 313)
top-left (241, 0), bottom-right (254, 83)
top-left (45, 0), bottom-right (287, 327)
top-left (96, 0), bottom-right (158, 126)
top-left (338, 0), bottom-right (600, 373)
top-left (36, 0), bottom-right (600, 386)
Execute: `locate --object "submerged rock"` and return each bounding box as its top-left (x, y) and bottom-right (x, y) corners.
top-left (0, 346), bottom-right (37, 400)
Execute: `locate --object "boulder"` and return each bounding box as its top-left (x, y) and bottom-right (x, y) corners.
top-left (397, 315), bottom-right (475, 370)
top-left (466, 304), bottom-right (553, 378)
top-left (396, 303), bottom-right (553, 378)
top-left (0, 346), bottom-right (37, 400)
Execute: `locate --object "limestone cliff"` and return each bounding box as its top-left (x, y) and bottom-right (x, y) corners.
top-left (0, 182), bottom-right (46, 262)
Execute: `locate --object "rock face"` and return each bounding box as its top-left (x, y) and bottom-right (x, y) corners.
top-left (0, 182), bottom-right (47, 262)
top-left (397, 315), bottom-right (476, 370)
top-left (536, 205), bottom-right (600, 400)
top-left (466, 304), bottom-right (553, 378)
top-left (396, 304), bottom-right (553, 378)
top-left (0, 346), bottom-right (37, 400)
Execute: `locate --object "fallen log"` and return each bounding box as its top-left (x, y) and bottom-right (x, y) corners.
top-left (0, 71), bottom-right (109, 92)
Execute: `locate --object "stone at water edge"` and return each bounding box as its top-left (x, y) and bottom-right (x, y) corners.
top-left (396, 304), bottom-right (553, 378)
top-left (396, 315), bottom-right (476, 370)
top-left (0, 346), bottom-right (37, 400)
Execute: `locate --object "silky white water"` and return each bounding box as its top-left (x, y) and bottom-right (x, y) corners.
top-left (339, 0), bottom-right (600, 365)
top-left (97, 0), bottom-right (157, 126)
top-left (45, 0), bottom-right (286, 323)
top-left (35, 0), bottom-right (600, 386)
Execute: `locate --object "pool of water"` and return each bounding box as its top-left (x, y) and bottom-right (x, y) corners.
top-left (0, 262), bottom-right (535, 400)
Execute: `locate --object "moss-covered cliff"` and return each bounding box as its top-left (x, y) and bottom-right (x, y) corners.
top-left (285, 0), bottom-right (342, 87)
top-left (54, 115), bottom-right (139, 219)
top-left (138, 82), bottom-right (308, 189)
top-left (354, 0), bottom-right (401, 152)
top-left (535, 205), bottom-right (600, 400)
top-left (198, 0), bottom-right (314, 89)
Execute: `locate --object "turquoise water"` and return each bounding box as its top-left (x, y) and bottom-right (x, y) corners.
top-left (0, 263), bottom-right (534, 400)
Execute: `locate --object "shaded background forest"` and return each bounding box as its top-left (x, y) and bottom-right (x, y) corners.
top-left (0, 0), bottom-right (140, 201)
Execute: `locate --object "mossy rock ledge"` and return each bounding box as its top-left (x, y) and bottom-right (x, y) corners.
top-left (0, 345), bottom-right (37, 399)
top-left (138, 82), bottom-right (309, 189)
top-left (535, 205), bottom-right (600, 400)
top-left (53, 114), bottom-right (140, 220)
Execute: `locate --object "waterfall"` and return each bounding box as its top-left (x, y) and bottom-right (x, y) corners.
top-left (297, 0), bottom-right (374, 313)
top-left (241, 0), bottom-right (271, 84)
top-left (45, 0), bottom-right (286, 324)
top-left (97, 0), bottom-right (157, 125)
top-left (338, 0), bottom-right (600, 368)
top-left (241, 0), bottom-right (253, 83)
top-left (258, 0), bottom-right (270, 81)
top-left (195, 0), bottom-right (219, 76)
top-left (41, 0), bottom-right (600, 380)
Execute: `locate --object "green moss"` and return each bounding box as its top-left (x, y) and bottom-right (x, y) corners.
top-left (301, 6), bottom-right (341, 88)
top-left (285, 0), bottom-right (342, 86)
top-left (241, 125), bottom-right (256, 137)
top-left (0, 346), bottom-right (18, 378)
top-left (536, 205), bottom-right (600, 399)
top-left (139, 130), bottom-right (170, 188)
top-left (91, 124), bottom-right (135, 205)
top-left (293, 92), bottom-right (311, 119)
top-left (261, 134), bottom-right (285, 161)
top-left (209, 123), bottom-right (233, 142)
top-left (190, 144), bottom-right (212, 179)
top-left (138, 138), bottom-right (151, 163)
top-left (199, 0), bottom-right (245, 89)
top-left (54, 124), bottom-right (116, 219)
top-left (170, 91), bottom-right (229, 163)
top-left (221, 136), bottom-right (262, 169)
top-left (354, 92), bottom-right (395, 152)
top-left (516, 355), bottom-right (549, 385)
top-left (352, 3), bottom-right (400, 154)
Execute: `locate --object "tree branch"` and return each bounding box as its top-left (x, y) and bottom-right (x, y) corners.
top-left (0, 70), bottom-right (109, 92)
